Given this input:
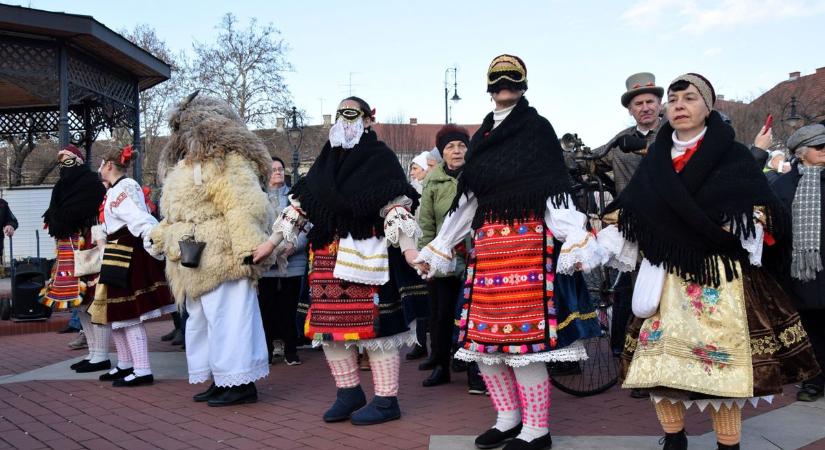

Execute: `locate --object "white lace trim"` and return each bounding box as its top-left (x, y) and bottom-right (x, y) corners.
top-left (556, 231), bottom-right (606, 275)
top-left (212, 362), bottom-right (270, 388)
top-left (189, 369), bottom-right (211, 385)
top-left (417, 241), bottom-right (456, 278)
top-left (313, 329), bottom-right (417, 352)
top-left (271, 205), bottom-right (305, 247)
top-left (597, 225), bottom-right (638, 273)
top-left (454, 341), bottom-right (588, 368)
top-left (383, 206), bottom-right (421, 246)
top-left (111, 303), bottom-right (176, 330)
top-left (651, 394), bottom-right (774, 412)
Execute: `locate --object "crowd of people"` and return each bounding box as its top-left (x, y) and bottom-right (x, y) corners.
top-left (28, 53), bottom-right (824, 450)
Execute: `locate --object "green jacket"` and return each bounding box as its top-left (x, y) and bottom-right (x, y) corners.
top-left (418, 163), bottom-right (469, 278)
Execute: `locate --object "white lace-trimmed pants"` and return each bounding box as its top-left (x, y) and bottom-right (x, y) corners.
top-left (185, 278), bottom-right (269, 387)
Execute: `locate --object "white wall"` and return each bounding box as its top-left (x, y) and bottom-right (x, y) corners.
top-left (1, 186), bottom-right (55, 262)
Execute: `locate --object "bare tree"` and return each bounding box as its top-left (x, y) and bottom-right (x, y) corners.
top-left (188, 13), bottom-right (293, 127)
top-left (119, 24), bottom-right (187, 186)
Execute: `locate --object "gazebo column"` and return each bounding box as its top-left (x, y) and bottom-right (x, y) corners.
top-left (83, 103), bottom-right (93, 164)
top-left (58, 41), bottom-right (69, 149)
top-left (132, 80), bottom-right (141, 183)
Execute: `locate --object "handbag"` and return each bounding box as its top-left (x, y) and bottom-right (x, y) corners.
top-left (70, 238), bottom-right (102, 277)
top-left (178, 225), bottom-right (206, 268)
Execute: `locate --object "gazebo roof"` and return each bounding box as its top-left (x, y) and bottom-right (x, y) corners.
top-left (0, 4), bottom-right (170, 92)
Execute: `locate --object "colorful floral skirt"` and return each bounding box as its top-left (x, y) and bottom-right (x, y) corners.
top-left (39, 233), bottom-right (96, 310)
top-left (88, 228), bottom-right (173, 325)
top-left (455, 218), bottom-right (600, 366)
top-left (621, 265), bottom-right (820, 399)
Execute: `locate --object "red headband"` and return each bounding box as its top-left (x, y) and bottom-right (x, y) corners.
top-left (120, 145), bottom-right (134, 165)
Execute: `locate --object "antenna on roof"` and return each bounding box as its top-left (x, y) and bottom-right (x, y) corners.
top-left (339, 72), bottom-right (362, 96)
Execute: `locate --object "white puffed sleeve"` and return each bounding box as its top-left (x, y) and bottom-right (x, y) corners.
top-left (596, 225), bottom-right (639, 272)
top-left (381, 196), bottom-right (421, 249)
top-left (416, 192), bottom-right (477, 277)
top-left (544, 195), bottom-right (606, 274)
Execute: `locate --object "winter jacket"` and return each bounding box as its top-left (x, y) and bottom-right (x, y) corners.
top-left (769, 163), bottom-right (825, 310)
top-left (593, 125), bottom-right (658, 195)
top-left (418, 162), bottom-right (468, 278)
top-left (262, 184), bottom-right (308, 278)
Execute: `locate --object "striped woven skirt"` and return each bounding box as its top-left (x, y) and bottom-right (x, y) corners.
top-left (455, 218), bottom-right (600, 366)
top-left (39, 234), bottom-right (92, 310)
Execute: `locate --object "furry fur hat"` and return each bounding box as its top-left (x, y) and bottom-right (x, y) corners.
top-left (158, 91), bottom-right (272, 188)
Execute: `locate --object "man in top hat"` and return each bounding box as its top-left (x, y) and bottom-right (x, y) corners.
top-left (594, 72), bottom-right (664, 196)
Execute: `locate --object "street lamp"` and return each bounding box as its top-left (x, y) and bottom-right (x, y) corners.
top-left (444, 66), bottom-right (461, 124)
top-left (286, 106), bottom-right (304, 185)
top-left (783, 96), bottom-right (805, 129)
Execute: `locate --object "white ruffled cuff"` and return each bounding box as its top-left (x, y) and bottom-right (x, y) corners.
top-left (383, 206), bottom-right (421, 247)
top-left (740, 223), bottom-right (764, 267)
top-left (270, 205), bottom-right (305, 247)
top-left (91, 224), bottom-right (107, 243)
top-left (416, 238), bottom-right (456, 278)
top-left (556, 230), bottom-right (606, 275)
top-left (597, 225), bottom-right (639, 272)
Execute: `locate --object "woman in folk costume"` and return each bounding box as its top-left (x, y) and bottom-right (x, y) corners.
top-left (88, 145), bottom-right (175, 387)
top-left (414, 55), bottom-right (604, 450)
top-left (40, 145), bottom-right (109, 373)
top-left (256, 96), bottom-right (428, 425)
top-left (598, 74), bottom-right (820, 450)
top-left (150, 92), bottom-right (272, 407)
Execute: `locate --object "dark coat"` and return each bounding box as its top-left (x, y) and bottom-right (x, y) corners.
top-left (769, 163), bottom-right (825, 310)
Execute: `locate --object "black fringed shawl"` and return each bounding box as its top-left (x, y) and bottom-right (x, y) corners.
top-left (43, 162), bottom-right (106, 239)
top-left (451, 97), bottom-right (573, 228)
top-left (608, 111), bottom-right (787, 287)
top-left (290, 129), bottom-right (420, 249)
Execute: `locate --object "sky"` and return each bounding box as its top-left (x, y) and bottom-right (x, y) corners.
top-left (8, 0), bottom-right (825, 145)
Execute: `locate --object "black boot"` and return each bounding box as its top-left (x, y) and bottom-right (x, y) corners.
top-left (193, 383), bottom-right (227, 402)
top-left (405, 344), bottom-right (427, 360)
top-left (207, 383), bottom-right (258, 407)
top-left (659, 429), bottom-right (687, 450)
top-left (160, 329), bottom-right (177, 342)
top-left (474, 424), bottom-right (522, 449)
top-left (350, 395), bottom-right (401, 425)
top-left (418, 357), bottom-right (437, 371)
top-left (170, 329), bottom-right (184, 346)
top-left (422, 365), bottom-right (450, 387)
top-left (323, 385), bottom-right (367, 422)
top-left (717, 444), bottom-right (739, 450)
top-left (503, 433), bottom-right (552, 450)
top-left (467, 363), bottom-right (487, 395)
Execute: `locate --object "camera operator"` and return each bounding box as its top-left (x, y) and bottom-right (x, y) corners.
top-left (593, 72), bottom-right (664, 195)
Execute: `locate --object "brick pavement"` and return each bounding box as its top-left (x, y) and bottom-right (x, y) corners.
top-left (0, 320), bottom-right (823, 449)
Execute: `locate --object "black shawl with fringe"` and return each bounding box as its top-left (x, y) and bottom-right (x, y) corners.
top-left (608, 111), bottom-right (787, 287)
top-left (451, 97), bottom-right (572, 228)
top-left (290, 129), bottom-right (419, 249)
top-left (43, 161), bottom-right (106, 239)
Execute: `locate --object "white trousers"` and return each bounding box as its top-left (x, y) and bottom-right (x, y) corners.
top-left (185, 278), bottom-right (269, 387)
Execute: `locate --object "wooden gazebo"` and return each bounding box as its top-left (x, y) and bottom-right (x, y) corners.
top-left (0, 4), bottom-right (171, 182)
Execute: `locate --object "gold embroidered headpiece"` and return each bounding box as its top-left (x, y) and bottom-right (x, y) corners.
top-left (487, 54), bottom-right (528, 93)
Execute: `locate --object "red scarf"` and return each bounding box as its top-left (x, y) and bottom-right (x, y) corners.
top-left (672, 138), bottom-right (703, 173)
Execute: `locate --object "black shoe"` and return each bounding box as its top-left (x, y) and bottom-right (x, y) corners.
top-left (717, 443), bottom-right (739, 450)
top-left (57, 325), bottom-right (80, 334)
top-left (451, 359), bottom-right (468, 373)
top-left (285, 352), bottom-right (302, 366)
top-left (208, 383), bottom-right (258, 407)
top-left (475, 424), bottom-right (523, 449)
top-left (350, 395), bottom-right (401, 425)
top-left (70, 359), bottom-right (90, 370)
top-left (160, 329), bottom-right (177, 341)
top-left (112, 374), bottom-right (154, 387)
top-left (99, 367), bottom-right (133, 381)
top-left (418, 358), bottom-right (437, 371)
top-left (502, 433), bottom-right (552, 450)
top-left (658, 429), bottom-right (687, 450)
top-left (170, 329), bottom-right (184, 346)
top-left (75, 360), bottom-right (112, 373)
top-left (193, 383), bottom-right (227, 402)
top-left (422, 365), bottom-right (450, 387)
top-left (405, 344), bottom-right (428, 361)
top-left (797, 383), bottom-right (824, 402)
top-left (630, 388), bottom-right (648, 399)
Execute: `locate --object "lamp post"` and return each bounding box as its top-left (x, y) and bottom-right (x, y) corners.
top-left (444, 66), bottom-right (461, 124)
top-left (286, 106), bottom-right (304, 185)
top-left (783, 96), bottom-right (805, 129)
